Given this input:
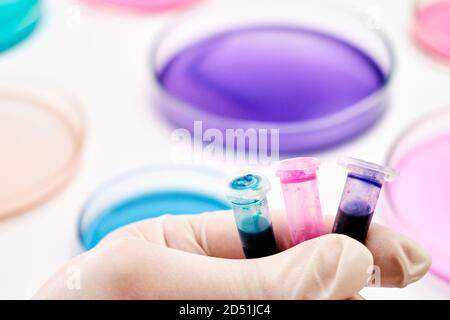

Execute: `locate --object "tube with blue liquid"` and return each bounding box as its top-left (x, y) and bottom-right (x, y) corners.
top-left (226, 173), bottom-right (277, 259)
top-left (332, 157), bottom-right (398, 243)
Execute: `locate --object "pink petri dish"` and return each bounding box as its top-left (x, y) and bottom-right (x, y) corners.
top-left (0, 86), bottom-right (85, 219)
top-left (384, 107), bottom-right (450, 282)
top-left (80, 0), bottom-right (200, 13)
top-left (414, 0), bottom-right (450, 61)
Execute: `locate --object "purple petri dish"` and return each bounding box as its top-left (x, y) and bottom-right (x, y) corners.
top-left (151, 0), bottom-right (395, 154)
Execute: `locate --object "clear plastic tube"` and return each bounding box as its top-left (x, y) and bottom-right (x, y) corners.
top-left (276, 157), bottom-right (324, 244)
top-left (225, 173), bottom-right (277, 259)
top-left (333, 156), bottom-right (398, 243)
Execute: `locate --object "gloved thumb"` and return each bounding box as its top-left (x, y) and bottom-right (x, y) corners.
top-left (259, 234), bottom-right (374, 299)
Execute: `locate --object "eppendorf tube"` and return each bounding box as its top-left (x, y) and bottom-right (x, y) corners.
top-left (332, 156), bottom-right (398, 243)
top-left (225, 173), bottom-right (277, 259)
top-left (276, 157), bottom-right (324, 244)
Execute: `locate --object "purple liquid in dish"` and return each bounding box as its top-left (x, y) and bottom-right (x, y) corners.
top-left (157, 25), bottom-right (389, 152)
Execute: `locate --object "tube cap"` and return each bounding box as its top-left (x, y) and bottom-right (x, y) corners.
top-left (225, 173), bottom-right (271, 203)
top-left (338, 156), bottom-right (398, 182)
top-left (276, 157), bottom-right (320, 183)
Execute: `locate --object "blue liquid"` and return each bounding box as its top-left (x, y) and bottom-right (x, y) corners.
top-left (230, 174), bottom-right (261, 191)
top-left (0, 0), bottom-right (40, 52)
top-left (237, 215), bottom-right (277, 258)
top-left (79, 190), bottom-right (230, 250)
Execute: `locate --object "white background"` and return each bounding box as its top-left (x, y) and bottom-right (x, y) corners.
top-left (0, 0), bottom-right (450, 299)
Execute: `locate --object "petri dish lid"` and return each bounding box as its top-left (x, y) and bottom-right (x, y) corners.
top-left (80, 0), bottom-right (200, 13)
top-left (0, 0), bottom-right (41, 53)
top-left (0, 86), bottom-right (86, 219)
top-left (384, 106), bottom-right (450, 282)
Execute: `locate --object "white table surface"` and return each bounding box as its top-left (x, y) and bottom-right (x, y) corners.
top-left (1, 0), bottom-right (450, 299)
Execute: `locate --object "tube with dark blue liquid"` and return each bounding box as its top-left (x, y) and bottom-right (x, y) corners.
top-left (226, 173), bottom-right (277, 259)
top-left (332, 157), bottom-right (398, 243)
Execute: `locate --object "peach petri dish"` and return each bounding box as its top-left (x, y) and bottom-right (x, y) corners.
top-left (0, 87), bottom-right (85, 219)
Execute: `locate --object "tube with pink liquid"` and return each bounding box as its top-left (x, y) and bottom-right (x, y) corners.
top-left (276, 157), bottom-right (325, 244)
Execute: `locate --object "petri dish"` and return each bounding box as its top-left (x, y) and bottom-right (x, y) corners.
top-left (151, 0), bottom-right (395, 153)
top-left (0, 86), bottom-right (86, 219)
top-left (413, 0), bottom-right (450, 61)
top-left (0, 0), bottom-right (41, 53)
top-left (78, 165), bottom-right (230, 250)
top-left (80, 0), bottom-right (200, 13)
top-left (384, 106), bottom-right (450, 282)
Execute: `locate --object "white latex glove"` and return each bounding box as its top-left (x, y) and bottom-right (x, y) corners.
top-left (34, 210), bottom-right (431, 299)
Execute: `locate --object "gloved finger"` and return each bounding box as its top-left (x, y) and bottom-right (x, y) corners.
top-left (103, 210), bottom-right (430, 288)
top-left (99, 209), bottom-right (292, 258)
top-left (35, 234), bottom-right (373, 300)
top-left (332, 218), bottom-right (431, 288)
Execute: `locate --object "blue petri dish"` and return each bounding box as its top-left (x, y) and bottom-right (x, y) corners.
top-left (78, 166), bottom-right (230, 250)
top-left (0, 0), bottom-right (41, 53)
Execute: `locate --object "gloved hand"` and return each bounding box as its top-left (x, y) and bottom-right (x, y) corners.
top-left (34, 210), bottom-right (431, 299)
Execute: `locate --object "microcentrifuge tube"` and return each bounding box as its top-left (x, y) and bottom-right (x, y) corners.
top-left (225, 173), bottom-right (277, 259)
top-left (276, 157), bottom-right (325, 244)
top-left (332, 156), bottom-right (398, 243)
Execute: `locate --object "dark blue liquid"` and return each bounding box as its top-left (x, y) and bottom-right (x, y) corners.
top-left (80, 190), bottom-right (230, 250)
top-left (237, 215), bottom-right (277, 258)
top-left (332, 200), bottom-right (374, 243)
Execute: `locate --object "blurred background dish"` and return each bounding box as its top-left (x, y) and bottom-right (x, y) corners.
top-left (0, 86), bottom-right (85, 219)
top-left (78, 165), bottom-right (230, 250)
top-left (80, 0), bottom-right (200, 13)
top-left (0, 0), bottom-right (41, 53)
top-left (413, 0), bottom-right (450, 61)
top-left (384, 106), bottom-right (450, 282)
top-left (152, 0), bottom-right (395, 153)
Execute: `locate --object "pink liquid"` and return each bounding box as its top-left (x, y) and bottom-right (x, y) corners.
top-left (276, 158), bottom-right (324, 244)
top-left (414, 1), bottom-right (450, 60)
top-left (388, 131), bottom-right (450, 281)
